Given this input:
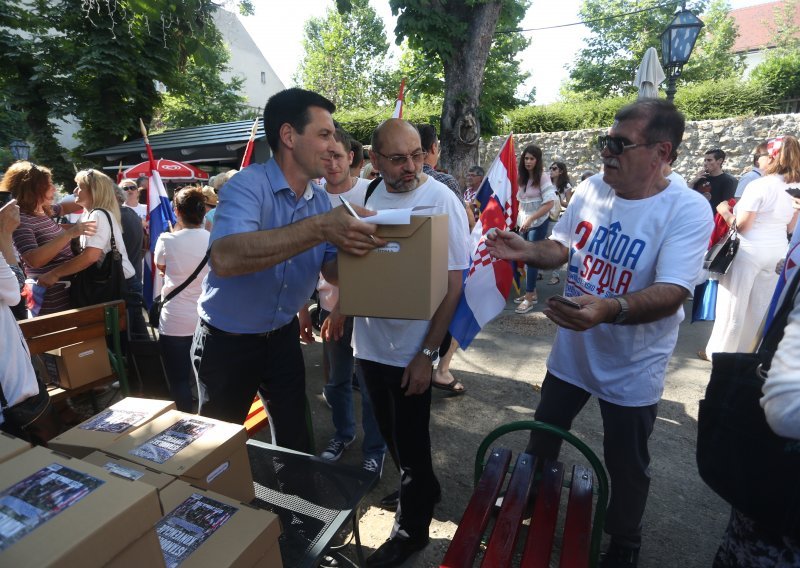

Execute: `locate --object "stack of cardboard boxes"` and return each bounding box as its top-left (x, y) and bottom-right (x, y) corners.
top-left (0, 398), bottom-right (282, 567)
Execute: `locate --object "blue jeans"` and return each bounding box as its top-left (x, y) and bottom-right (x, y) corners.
top-left (159, 334), bottom-right (195, 412)
top-left (523, 220), bottom-right (550, 293)
top-left (321, 310), bottom-right (386, 459)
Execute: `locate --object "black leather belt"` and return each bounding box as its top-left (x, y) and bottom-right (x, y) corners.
top-left (200, 319), bottom-right (285, 338)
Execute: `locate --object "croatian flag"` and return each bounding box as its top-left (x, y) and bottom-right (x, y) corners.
top-left (449, 135), bottom-right (518, 349)
top-left (391, 78), bottom-right (405, 119)
top-left (139, 119), bottom-right (176, 308)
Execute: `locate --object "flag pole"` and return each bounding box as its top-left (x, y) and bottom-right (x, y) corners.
top-left (240, 117), bottom-right (259, 169)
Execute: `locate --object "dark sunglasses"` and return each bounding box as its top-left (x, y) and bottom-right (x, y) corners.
top-left (754, 153), bottom-right (769, 159)
top-left (549, 165), bottom-right (560, 171)
top-left (596, 135), bottom-right (660, 156)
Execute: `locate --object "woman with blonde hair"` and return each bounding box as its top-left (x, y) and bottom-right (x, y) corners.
top-left (6, 161), bottom-right (94, 314)
top-left (37, 169), bottom-right (135, 289)
top-left (703, 136), bottom-right (800, 359)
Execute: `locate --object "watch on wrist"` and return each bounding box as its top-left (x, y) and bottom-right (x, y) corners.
top-left (421, 347), bottom-right (439, 363)
top-left (612, 296), bottom-right (629, 324)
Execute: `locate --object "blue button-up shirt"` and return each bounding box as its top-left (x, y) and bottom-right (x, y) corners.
top-left (198, 159), bottom-right (336, 333)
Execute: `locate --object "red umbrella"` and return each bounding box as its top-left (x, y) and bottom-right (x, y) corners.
top-left (122, 158), bottom-right (209, 182)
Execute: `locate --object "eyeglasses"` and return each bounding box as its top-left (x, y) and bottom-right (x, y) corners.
top-left (596, 135), bottom-right (660, 156)
top-left (754, 153), bottom-right (769, 159)
top-left (549, 165), bottom-right (560, 171)
top-left (375, 150), bottom-right (427, 166)
top-left (122, 185), bottom-right (137, 191)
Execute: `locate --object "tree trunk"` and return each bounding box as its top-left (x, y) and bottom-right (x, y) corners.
top-left (438, 1), bottom-right (503, 187)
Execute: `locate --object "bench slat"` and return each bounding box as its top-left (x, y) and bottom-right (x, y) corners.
top-left (440, 448), bottom-right (512, 568)
top-left (19, 301), bottom-right (126, 339)
top-left (559, 464), bottom-right (593, 568)
top-left (481, 452), bottom-right (537, 568)
top-left (521, 460), bottom-right (565, 568)
top-left (25, 323), bottom-right (109, 355)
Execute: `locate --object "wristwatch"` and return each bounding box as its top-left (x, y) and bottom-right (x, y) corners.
top-left (421, 347), bottom-right (439, 363)
top-left (612, 296), bottom-right (629, 324)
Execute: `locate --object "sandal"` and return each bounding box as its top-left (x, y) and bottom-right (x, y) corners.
top-left (432, 377), bottom-right (466, 395)
top-left (515, 298), bottom-right (536, 314)
top-left (548, 274), bottom-right (560, 285)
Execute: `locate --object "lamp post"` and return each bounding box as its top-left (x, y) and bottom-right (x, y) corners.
top-left (660, 3), bottom-right (704, 102)
top-left (9, 139), bottom-right (31, 161)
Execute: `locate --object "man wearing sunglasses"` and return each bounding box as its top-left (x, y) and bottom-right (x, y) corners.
top-left (487, 99), bottom-right (713, 568)
top-left (735, 141), bottom-right (770, 198)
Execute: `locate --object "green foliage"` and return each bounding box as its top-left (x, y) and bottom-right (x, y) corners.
top-left (334, 102), bottom-right (443, 143)
top-left (296, 0), bottom-right (391, 108)
top-left (0, 0), bottom-right (249, 185)
top-left (568, 0), bottom-right (742, 97)
top-left (505, 76), bottom-right (777, 135)
top-left (750, 51), bottom-right (800, 102)
top-left (154, 47), bottom-right (250, 131)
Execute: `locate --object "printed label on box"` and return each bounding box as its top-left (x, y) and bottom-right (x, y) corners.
top-left (156, 493), bottom-right (237, 568)
top-left (79, 408), bottom-right (151, 434)
top-left (103, 462), bottom-right (145, 481)
top-left (129, 419), bottom-right (212, 464)
top-left (0, 463), bottom-right (104, 551)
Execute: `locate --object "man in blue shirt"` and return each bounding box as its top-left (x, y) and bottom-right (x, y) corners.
top-left (191, 88), bottom-right (380, 453)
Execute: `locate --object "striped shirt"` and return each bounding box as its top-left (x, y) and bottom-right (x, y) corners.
top-left (12, 207), bottom-right (74, 314)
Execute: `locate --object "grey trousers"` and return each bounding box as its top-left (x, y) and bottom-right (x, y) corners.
top-left (527, 371), bottom-right (658, 548)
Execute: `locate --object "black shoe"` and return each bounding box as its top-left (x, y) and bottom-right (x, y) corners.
top-left (599, 542), bottom-right (640, 568)
top-left (366, 536), bottom-right (429, 567)
top-left (378, 489), bottom-right (441, 512)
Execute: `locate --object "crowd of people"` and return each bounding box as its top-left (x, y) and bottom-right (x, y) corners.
top-left (1, 87), bottom-right (799, 568)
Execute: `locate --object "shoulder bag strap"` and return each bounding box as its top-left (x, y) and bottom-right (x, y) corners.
top-left (93, 209), bottom-right (119, 253)
top-left (758, 269), bottom-right (800, 371)
top-left (161, 251), bottom-right (210, 306)
top-left (364, 176), bottom-right (382, 206)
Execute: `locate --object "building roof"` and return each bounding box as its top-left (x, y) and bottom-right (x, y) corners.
top-left (730, 0), bottom-right (800, 53)
top-left (84, 118), bottom-right (267, 170)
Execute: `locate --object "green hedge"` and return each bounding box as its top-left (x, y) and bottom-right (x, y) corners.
top-left (335, 102), bottom-right (442, 143)
top-left (335, 74), bottom-right (785, 141)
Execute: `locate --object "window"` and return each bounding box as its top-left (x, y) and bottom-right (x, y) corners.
top-left (260, 72), bottom-right (266, 84)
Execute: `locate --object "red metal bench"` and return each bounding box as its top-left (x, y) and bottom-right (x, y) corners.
top-left (441, 421), bottom-right (608, 568)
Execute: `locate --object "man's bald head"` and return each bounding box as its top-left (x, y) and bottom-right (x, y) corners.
top-left (370, 119), bottom-right (421, 154)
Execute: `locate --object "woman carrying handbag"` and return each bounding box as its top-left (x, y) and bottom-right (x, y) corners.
top-left (154, 187), bottom-right (210, 412)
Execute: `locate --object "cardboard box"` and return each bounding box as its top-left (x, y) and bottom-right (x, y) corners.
top-left (338, 214), bottom-right (449, 320)
top-left (0, 432), bottom-right (30, 464)
top-left (49, 397), bottom-right (176, 459)
top-left (0, 446), bottom-right (162, 568)
top-left (156, 481), bottom-right (282, 568)
top-left (106, 410), bottom-right (255, 503)
top-left (82, 451), bottom-right (176, 504)
top-left (107, 528), bottom-right (165, 568)
top-left (46, 336), bottom-right (112, 389)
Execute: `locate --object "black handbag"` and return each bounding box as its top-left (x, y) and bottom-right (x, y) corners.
top-left (70, 209), bottom-right (127, 308)
top-left (148, 252), bottom-right (209, 328)
top-left (696, 269), bottom-right (800, 537)
top-left (0, 374), bottom-right (63, 446)
top-left (703, 222), bottom-right (739, 275)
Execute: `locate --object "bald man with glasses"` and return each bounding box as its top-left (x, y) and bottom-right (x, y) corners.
top-left (487, 99), bottom-right (713, 568)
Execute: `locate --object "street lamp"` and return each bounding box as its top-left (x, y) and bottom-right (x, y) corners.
top-left (660, 3), bottom-right (704, 102)
top-left (9, 139), bottom-right (31, 161)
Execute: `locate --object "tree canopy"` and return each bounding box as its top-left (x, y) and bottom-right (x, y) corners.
top-left (0, 0), bottom-right (250, 183)
top-left (566, 0), bottom-right (742, 97)
top-left (296, 0), bottom-right (392, 108)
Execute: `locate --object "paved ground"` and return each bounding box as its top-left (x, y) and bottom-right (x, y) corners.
top-left (297, 275), bottom-right (731, 567)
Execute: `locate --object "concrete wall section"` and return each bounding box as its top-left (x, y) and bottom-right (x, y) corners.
top-left (480, 113), bottom-right (800, 182)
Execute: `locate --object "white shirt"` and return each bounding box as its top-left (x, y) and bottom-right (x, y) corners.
top-left (124, 202), bottom-right (148, 221)
top-left (155, 228), bottom-right (210, 336)
top-left (318, 178), bottom-right (370, 312)
top-left (352, 176), bottom-right (470, 368)
top-left (548, 176), bottom-right (713, 406)
top-left (80, 209), bottom-right (135, 279)
top-left (667, 171), bottom-right (688, 188)
top-left (0, 253), bottom-right (39, 425)
top-left (734, 173), bottom-right (795, 249)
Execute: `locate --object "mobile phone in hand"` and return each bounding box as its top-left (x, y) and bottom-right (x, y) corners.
top-left (551, 294), bottom-right (581, 309)
top-left (0, 192), bottom-right (13, 207)
top-left (785, 187), bottom-right (800, 198)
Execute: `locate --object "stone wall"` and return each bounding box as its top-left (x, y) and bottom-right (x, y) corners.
top-left (479, 113), bottom-right (800, 182)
